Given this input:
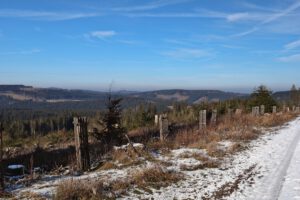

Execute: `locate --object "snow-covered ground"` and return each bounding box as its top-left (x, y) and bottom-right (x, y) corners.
top-left (9, 116), bottom-right (300, 200)
top-left (124, 117), bottom-right (300, 200)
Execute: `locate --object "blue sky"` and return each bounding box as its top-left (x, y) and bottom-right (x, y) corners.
top-left (1, 0), bottom-right (300, 92)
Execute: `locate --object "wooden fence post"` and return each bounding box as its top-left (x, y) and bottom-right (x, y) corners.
top-left (283, 105), bottom-right (286, 113)
top-left (260, 105), bottom-right (265, 115)
top-left (199, 110), bottom-right (207, 130)
top-left (154, 114), bottom-right (159, 126)
top-left (211, 109), bottom-right (217, 126)
top-left (252, 106), bottom-right (260, 116)
top-left (159, 114), bottom-right (169, 141)
top-left (73, 117), bottom-right (90, 171)
top-left (272, 106), bottom-right (277, 114)
top-left (296, 107), bottom-right (300, 113)
top-left (252, 107), bottom-right (256, 116)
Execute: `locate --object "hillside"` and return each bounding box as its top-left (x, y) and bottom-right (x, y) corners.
top-left (0, 85), bottom-right (249, 112)
top-left (272, 91), bottom-right (290, 101)
top-left (133, 89), bottom-right (246, 104)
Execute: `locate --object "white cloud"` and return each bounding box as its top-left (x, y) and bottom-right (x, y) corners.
top-left (113, 0), bottom-right (192, 12)
top-left (0, 49), bottom-right (41, 55)
top-left (278, 54), bottom-right (300, 62)
top-left (227, 12), bottom-right (250, 22)
top-left (88, 31), bottom-right (116, 39)
top-left (226, 12), bottom-right (272, 22)
top-left (262, 1), bottom-right (300, 24)
top-left (285, 39), bottom-right (300, 50)
top-left (232, 27), bottom-right (258, 37)
top-left (162, 48), bottom-right (211, 59)
top-left (0, 9), bottom-right (99, 21)
top-left (233, 1), bottom-right (300, 37)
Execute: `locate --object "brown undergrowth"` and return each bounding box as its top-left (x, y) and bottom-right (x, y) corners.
top-left (55, 166), bottom-right (182, 200)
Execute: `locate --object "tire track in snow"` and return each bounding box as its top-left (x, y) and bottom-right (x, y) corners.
top-left (255, 118), bottom-right (300, 200)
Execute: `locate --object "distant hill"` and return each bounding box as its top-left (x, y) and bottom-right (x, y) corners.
top-left (0, 85), bottom-right (247, 111)
top-left (272, 91), bottom-right (291, 101)
top-left (132, 89), bottom-right (247, 104)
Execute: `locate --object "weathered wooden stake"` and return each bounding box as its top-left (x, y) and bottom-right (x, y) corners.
top-left (211, 109), bottom-right (217, 126)
top-left (0, 123), bottom-right (4, 191)
top-left (296, 107), bottom-right (300, 113)
top-left (272, 106), bottom-right (277, 114)
top-left (252, 106), bottom-right (259, 116)
top-left (283, 105), bottom-right (286, 112)
top-left (286, 107), bottom-right (290, 112)
top-left (260, 105), bottom-right (265, 115)
top-left (251, 107), bottom-right (255, 116)
top-left (199, 110), bottom-right (207, 130)
top-left (293, 105), bottom-right (296, 112)
top-left (73, 117), bottom-right (90, 171)
top-left (159, 114), bottom-right (169, 141)
top-left (154, 114), bottom-right (159, 126)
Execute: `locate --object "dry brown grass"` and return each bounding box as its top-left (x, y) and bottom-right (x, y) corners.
top-left (56, 166), bottom-right (183, 199)
top-left (147, 140), bottom-right (174, 152)
top-left (54, 179), bottom-right (112, 200)
top-left (16, 192), bottom-right (46, 200)
top-left (226, 142), bottom-right (244, 155)
top-left (258, 113), bottom-right (295, 127)
top-left (110, 145), bottom-right (154, 168)
top-left (173, 129), bottom-right (199, 147)
top-left (150, 112), bottom-right (296, 158)
top-left (132, 166), bottom-right (183, 189)
top-left (179, 151), bottom-right (220, 171)
top-left (127, 126), bottom-right (158, 138)
top-left (99, 161), bottom-right (117, 170)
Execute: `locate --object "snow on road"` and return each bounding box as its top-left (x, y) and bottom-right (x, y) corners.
top-left (124, 117), bottom-right (300, 200)
top-left (229, 116), bottom-right (300, 200)
top-left (278, 124), bottom-right (300, 200)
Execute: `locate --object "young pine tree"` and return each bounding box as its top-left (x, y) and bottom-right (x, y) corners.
top-left (96, 94), bottom-right (126, 146)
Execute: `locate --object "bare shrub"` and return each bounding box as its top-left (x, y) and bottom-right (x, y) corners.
top-left (226, 142), bottom-right (244, 155)
top-left (132, 166), bottom-right (183, 189)
top-left (55, 179), bottom-right (97, 200)
top-left (54, 179), bottom-right (115, 200)
top-left (111, 145), bottom-right (154, 167)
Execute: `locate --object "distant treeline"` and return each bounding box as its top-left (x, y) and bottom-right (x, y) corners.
top-left (1, 85), bottom-right (299, 146)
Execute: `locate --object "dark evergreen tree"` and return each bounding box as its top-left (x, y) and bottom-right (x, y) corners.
top-left (95, 94), bottom-right (126, 146)
top-left (290, 84), bottom-right (298, 105)
top-left (248, 85), bottom-right (277, 113)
